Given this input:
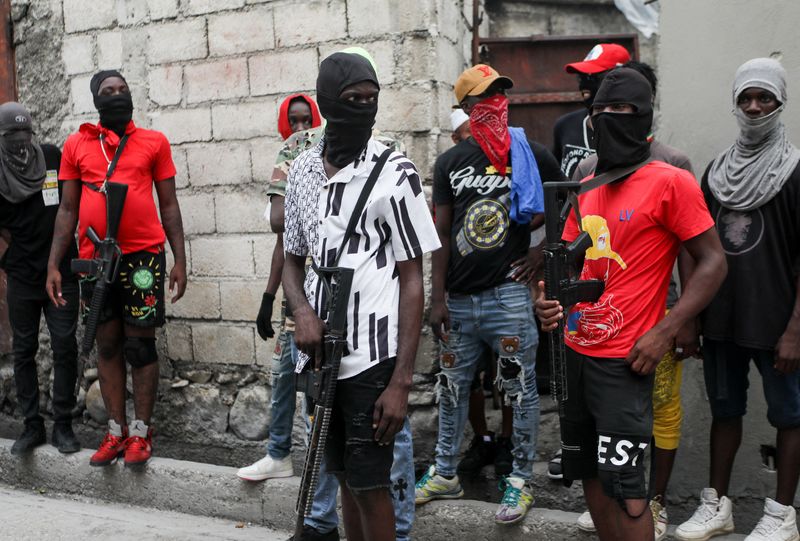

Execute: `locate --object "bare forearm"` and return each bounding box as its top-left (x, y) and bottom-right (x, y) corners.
top-left (265, 233), bottom-right (284, 296)
top-left (48, 206), bottom-right (78, 269)
top-left (283, 253), bottom-right (312, 315)
top-left (394, 261), bottom-right (424, 389)
top-left (160, 203), bottom-right (186, 264)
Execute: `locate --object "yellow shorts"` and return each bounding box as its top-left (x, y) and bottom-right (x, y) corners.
top-left (652, 349), bottom-right (682, 450)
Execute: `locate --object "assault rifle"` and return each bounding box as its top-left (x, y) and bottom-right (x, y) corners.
top-left (293, 265), bottom-right (354, 539)
top-left (542, 181), bottom-right (604, 408)
top-left (70, 181), bottom-right (128, 391)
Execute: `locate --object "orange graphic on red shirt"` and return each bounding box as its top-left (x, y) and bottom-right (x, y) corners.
top-left (582, 215), bottom-right (627, 270)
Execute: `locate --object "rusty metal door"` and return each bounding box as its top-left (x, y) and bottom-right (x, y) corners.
top-left (478, 34), bottom-right (639, 152)
top-left (0, 0), bottom-right (18, 354)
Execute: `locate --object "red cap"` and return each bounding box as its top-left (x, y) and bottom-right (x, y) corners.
top-left (564, 43), bottom-right (631, 75)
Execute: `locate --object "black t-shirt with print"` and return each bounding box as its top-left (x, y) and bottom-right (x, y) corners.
top-left (700, 162), bottom-right (800, 350)
top-left (433, 136), bottom-right (564, 295)
top-left (552, 108), bottom-right (595, 178)
top-left (0, 144), bottom-right (77, 287)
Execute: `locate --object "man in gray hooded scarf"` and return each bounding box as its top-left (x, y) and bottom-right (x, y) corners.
top-left (0, 102), bottom-right (80, 456)
top-left (676, 58), bottom-right (800, 541)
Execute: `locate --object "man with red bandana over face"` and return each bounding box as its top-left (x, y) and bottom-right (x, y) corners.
top-left (415, 64), bottom-right (565, 525)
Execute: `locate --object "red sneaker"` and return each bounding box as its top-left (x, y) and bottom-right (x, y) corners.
top-left (90, 428), bottom-right (128, 466)
top-left (124, 428), bottom-right (153, 466)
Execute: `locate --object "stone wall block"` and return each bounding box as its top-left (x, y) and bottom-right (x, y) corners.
top-left (347, 0), bottom-right (431, 37)
top-left (192, 324), bottom-right (255, 365)
top-left (229, 385), bottom-right (271, 439)
top-left (149, 65), bottom-right (183, 106)
top-left (376, 85), bottom-right (433, 132)
top-left (273, 0), bottom-right (346, 47)
top-left (62, 35), bottom-right (94, 76)
top-left (147, 19), bottom-right (208, 65)
top-left (166, 279), bottom-right (221, 319)
top-left (172, 147), bottom-right (190, 188)
top-left (185, 58), bottom-right (249, 104)
top-left (249, 49), bottom-right (318, 96)
top-left (215, 192), bottom-right (270, 234)
top-left (116, 0), bottom-right (149, 26)
top-left (212, 101), bottom-right (277, 140)
top-left (254, 326), bottom-right (280, 366)
top-left (250, 136), bottom-right (283, 183)
top-left (166, 323), bottom-right (193, 361)
top-left (219, 280), bottom-right (267, 321)
top-left (64, 0), bottom-right (116, 33)
top-left (147, 0), bottom-right (179, 20)
top-left (149, 107), bottom-right (212, 144)
top-left (177, 192), bottom-right (217, 234)
top-left (190, 237), bottom-right (254, 277)
top-left (69, 74), bottom-right (95, 115)
top-left (185, 142), bottom-right (251, 185)
top-left (252, 234), bottom-right (278, 277)
top-left (184, 0), bottom-right (246, 16)
top-left (161, 384), bottom-right (229, 436)
top-left (208, 9), bottom-right (274, 56)
top-left (97, 31), bottom-right (123, 70)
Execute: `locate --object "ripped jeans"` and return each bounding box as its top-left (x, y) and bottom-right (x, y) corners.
top-left (435, 282), bottom-right (540, 480)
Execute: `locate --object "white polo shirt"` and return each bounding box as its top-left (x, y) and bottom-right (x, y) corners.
top-left (284, 137), bottom-right (440, 379)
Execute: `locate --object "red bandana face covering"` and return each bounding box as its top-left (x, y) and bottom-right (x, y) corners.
top-left (469, 94), bottom-right (511, 175)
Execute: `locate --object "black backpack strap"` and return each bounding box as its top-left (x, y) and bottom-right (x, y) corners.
top-left (83, 134), bottom-right (130, 193)
top-left (333, 148), bottom-right (393, 267)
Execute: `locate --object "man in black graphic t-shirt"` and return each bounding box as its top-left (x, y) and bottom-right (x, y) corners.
top-left (415, 64), bottom-right (564, 525)
top-left (0, 103), bottom-right (80, 456)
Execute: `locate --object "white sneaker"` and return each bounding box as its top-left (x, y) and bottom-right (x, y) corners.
top-left (675, 488), bottom-right (735, 541)
top-left (576, 510), bottom-right (595, 532)
top-left (236, 454), bottom-right (293, 482)
top-left (651, 497), bottom-right (669, 541)
top-left (745, 498), bottom-right (800, 541)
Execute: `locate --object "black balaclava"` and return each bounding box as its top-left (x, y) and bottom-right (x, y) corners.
top-left (316, 52), bottom-right (379, 168)
top-left (592, 67), bottom-right (653, 174)
top-left (578, 72), bottom-right (608, 109)
top-left (90, 69), bottom-right (133, 137)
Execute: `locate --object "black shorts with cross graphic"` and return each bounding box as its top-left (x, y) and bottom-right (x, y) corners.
top-left (80, 250), bottom-right (166, 328)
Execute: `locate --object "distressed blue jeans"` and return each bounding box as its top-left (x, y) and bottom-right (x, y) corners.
top-left (435, 282), bottom-right (540, 480)
top-left (268, 328), bottom-right (415, 538)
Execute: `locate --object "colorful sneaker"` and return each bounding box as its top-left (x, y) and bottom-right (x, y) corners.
top-left (576, 510), bottom-right (595, 532)
top-left (745, 498), bottom-right (800, 541)
top-left (547, 448), bottom-right (563, 480)
top-left (651, 496), bottom-right (669, 541)
top-left (90, 420), bottom-right (128, 467)
top-left (237, 454), bottom-right (294, 482)
top-left (124, 420), bottom-right (152, 467)
top-left (414, 465), bottom-right (464, 505)
top-left (675, 488), bottom-right (735, 541)
top-left (495, 476), bottom-right (534, 524)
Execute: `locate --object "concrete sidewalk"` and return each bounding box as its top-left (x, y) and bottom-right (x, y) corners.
top-left (0, 438), bottom-right (745, 540)
top-left (0, 485), bottom-right (288, 540)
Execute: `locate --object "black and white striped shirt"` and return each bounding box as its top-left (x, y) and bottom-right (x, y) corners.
top-left (284, 137), bottom-right (440, 379)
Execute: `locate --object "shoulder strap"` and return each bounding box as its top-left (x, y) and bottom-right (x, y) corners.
top-left (84, 134), bottom-right (130, 193)
top-left (334, 148), bottom-right (393, 267)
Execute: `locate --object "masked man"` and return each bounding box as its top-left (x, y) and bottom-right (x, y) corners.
top-left (47, 70), bottom-right (186, 467)
top-left (0, 102), bottom-right (80, 455)
top-left (283, 52), bottom-right (439, 541)
top-left (535, 68), bottom-right (726, 541)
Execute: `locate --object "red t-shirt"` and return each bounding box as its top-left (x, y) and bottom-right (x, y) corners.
top-left (562, 161), bottom-right (714, 358)
top-left (60, 121), bottom-right (177, 259)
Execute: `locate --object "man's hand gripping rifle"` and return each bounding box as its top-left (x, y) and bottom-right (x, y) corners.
top-left (542, 181), bottom-right (604, 408)
top-left (293, 265), bottom-right (354, 539)
top-left (70, 181), bottom-right (128, 393)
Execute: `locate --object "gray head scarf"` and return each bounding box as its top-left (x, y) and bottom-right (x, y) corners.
top-left (0, 102), bottom-right (46, 203)
top-left (707, 58), bottom-right (800, 211)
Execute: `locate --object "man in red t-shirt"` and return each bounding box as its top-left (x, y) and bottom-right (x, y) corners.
top-left (46, 70), bottom-right (186, 467)
top-left (536, 68), bottom-right (726, 540)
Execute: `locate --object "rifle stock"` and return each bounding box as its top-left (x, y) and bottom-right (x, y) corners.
top-left (294, 266), bottom-right (353, 538)
top-left (70, 182), bottom-right (128, 392)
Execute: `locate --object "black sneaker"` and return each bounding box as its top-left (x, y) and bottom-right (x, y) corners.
top-left (52, 423), bottom-right (81, 454)
top-left (494, 436), bottom-right (513, 476)
top-left (11, 423), bottom-right (46, 456)
top-left (547, 448), bottom-right (563, 480)
top-left (457, 433), bottom-right (495, 474)
top-left (286, 525), bottom-right (340, 541)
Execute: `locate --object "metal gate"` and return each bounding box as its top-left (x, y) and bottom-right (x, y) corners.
top-left (478, 34), bottom-right (639, 152)
top-left (0, 0), bottom-right (18, 354)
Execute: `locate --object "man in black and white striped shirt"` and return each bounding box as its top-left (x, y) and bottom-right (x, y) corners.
top-left (283, 51), bottom-right (439, 540)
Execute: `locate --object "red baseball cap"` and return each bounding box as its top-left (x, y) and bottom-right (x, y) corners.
top-left (564, 43), bottom-right (631, 75)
